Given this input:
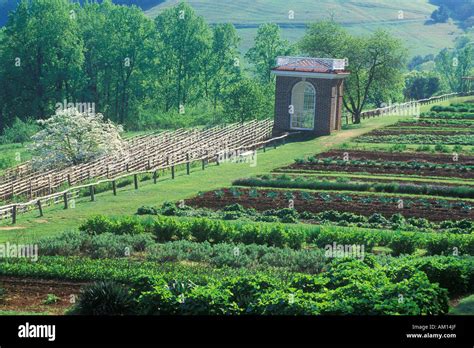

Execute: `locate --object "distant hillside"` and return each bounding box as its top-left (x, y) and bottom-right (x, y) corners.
top-left (0, 0), bottom-right (466, 58)
top-left (0, 0), bottom-right (165, 27)
top-left (145, 0), bottom-right (464, 58)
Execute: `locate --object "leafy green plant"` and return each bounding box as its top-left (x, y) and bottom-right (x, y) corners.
top-left (43, 294), bottom-right (60, 305)
top-left (69, 281), bottom-right (135, 315)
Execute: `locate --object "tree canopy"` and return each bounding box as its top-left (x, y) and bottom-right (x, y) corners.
top-left (300, 20), bottom-right (407, 123)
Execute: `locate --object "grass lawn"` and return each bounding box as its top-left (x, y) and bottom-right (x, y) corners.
top-left (450, 294), bottom-right (474, 315)
top-left (0, 115), bottom-right (408, 242)
top-left (0, 143), bottom-right (30, 176)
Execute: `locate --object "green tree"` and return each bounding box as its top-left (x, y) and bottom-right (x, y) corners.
top-left (404, 71), bottom-right (442, 100)
top-left (154, 2), bottom-right (211, 112)
top-left (206, 24), bottom-right (241, 111)
top-left (435, 45), bottom-right (474, 93)
top-left (245, 23), bottom-right (291, 84)
top-left (223, 78), bottom-right (269, 124)
top-left (77, 0), bottom-right (156, 125)
top-left (431, 5), bottom-right (450, 23)
top-left (0, 0), bottom-right (84, 127)
top-left (300, 21), bottom-right (407, 123)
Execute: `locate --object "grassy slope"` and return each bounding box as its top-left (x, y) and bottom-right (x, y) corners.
top-left (145, 0), bottom-right (463, 57)
top-left (0, 115), bottom-right (407, 242)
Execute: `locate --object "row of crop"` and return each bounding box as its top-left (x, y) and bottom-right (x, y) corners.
top-left (139, 202), bottom-right (473, 234)
top-left (79, 215), bottom-right (474, 256)
top-left (233, 176), bottom-right (474, 199)
top-left (395, 119), bottom-right (474, 126)
top-left (206, 187), bottom-right (473, 212)
top-left (369, 129), bottom-right (474, 136)
top-left (431, 104), bottom-right (474, 113)
top-left (0, 256), bottom-right (456, 315)
top-left (294, 157), bottom-right (472, 171)
top-left (36, 230), bottom-right (326, 274)
top-left (421, 112), bottom-right (474, 119)
top-left (353, 134), bottom-right (474, 145)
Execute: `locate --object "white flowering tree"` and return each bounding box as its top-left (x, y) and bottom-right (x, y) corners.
top-left (29, 108), bottom-right (125, 170)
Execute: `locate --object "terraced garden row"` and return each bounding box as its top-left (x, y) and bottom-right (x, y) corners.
top-left (184, 188), bottom-right (472, 222)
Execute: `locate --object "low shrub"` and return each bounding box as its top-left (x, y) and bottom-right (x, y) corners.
top-left (69, 281), bottom-right (135, 315)
top-left (37, 230), bottom-right (154, 258)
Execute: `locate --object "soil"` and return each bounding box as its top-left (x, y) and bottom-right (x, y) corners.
top-left (279, 150), bottom-right (474, 178)
top-left (185, 188), bottom-right (473, 222)
top-left (301, 150), bottom-right (474, 165)
top-left (0, 276), bottom-right (88, 314)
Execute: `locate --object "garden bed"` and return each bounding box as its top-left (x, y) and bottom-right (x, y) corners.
top-left (0, 276), bottom-right (86, 314)
top-left (185, 188), bottom-right (473, 222)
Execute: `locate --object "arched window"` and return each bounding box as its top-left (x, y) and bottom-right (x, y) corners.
top-left (290, 81), bottom-right (316, 130)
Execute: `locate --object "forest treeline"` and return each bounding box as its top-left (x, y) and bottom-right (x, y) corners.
top-left (0, 0), bottom-right (472, 134)
top-left (0, 0), bottom-right (285, 131)
top-left (0, 0), bottom-right (164, 26)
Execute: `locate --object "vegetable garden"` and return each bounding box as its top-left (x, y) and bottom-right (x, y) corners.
top-left (1, 100), bottom-right (473, 316)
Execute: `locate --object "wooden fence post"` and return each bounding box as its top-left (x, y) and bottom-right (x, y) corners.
top-left (112, 180), bottom-right (117, 196)
top-left (11, 205), bottom-right (17, 225)
top-left (153, 171), bottom-right (158, 184)
top-left (37, 200), bottom-right (43, 217)
top-left (171, 166), bottom-right (175, 179)
top-left (202, 158), bottom-right (205, 170)
top-left (134, 174), bottom-right (139, 190)
top-left (48, 175), bottom-right (52, 195)
top-left (67, 174), bottom-right (72, 186)
top-left (90, 185), bottom-right (95, 202)
top-left (63, 192), bottom-right (68, 209)
top-left (186, 154), bottom-right (190, 175)
top-left (216, 154), bottom-right (220, 166)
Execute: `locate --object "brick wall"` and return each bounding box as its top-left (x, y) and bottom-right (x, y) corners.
top-left (272, 75), bottom-right (344, 136)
